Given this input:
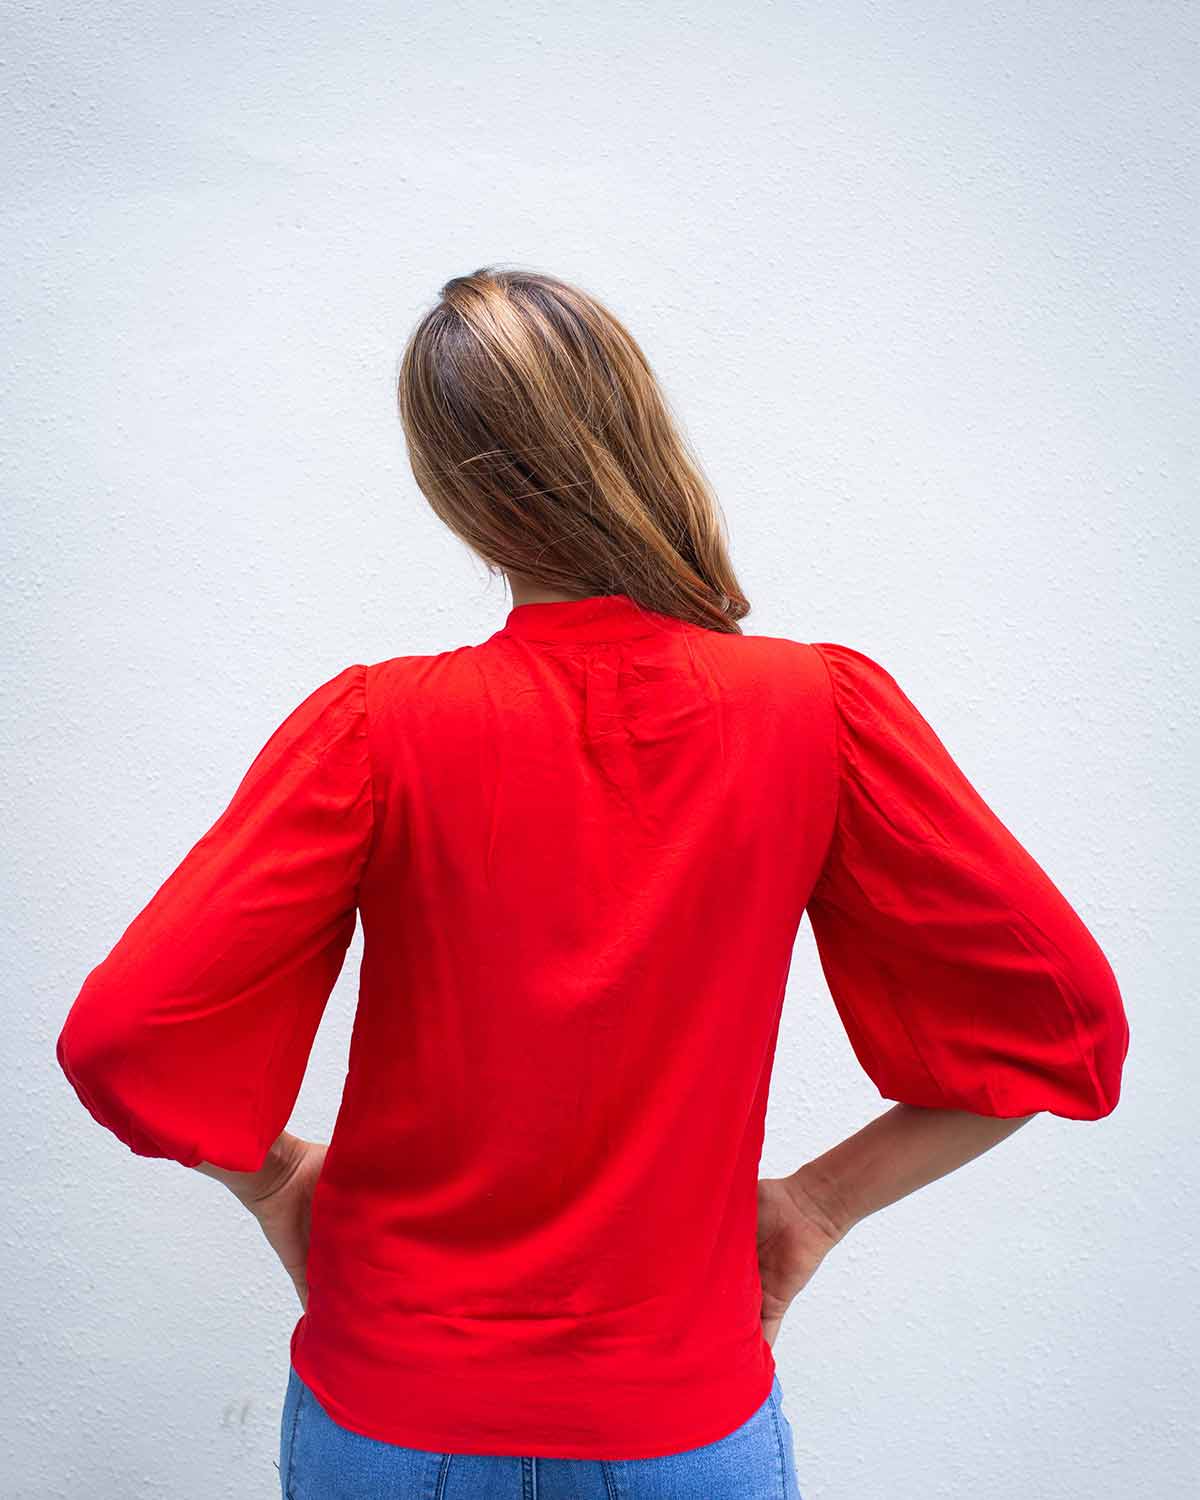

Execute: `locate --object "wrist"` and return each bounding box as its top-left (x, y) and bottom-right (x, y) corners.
top-left (785, 1162), bottom-right (858, 1244)
top-left (241, 1132), bottom-right (306, 1204)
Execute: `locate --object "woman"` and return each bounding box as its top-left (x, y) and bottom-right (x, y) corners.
top-left (56, 267), bottom-right (1130, 1499)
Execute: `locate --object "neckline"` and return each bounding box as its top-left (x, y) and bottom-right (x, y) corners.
top-left (497, 592), bottom-right (683, 644)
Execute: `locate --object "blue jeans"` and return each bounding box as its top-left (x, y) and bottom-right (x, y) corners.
top-left (279, 1361), bottom-right (803, 1499)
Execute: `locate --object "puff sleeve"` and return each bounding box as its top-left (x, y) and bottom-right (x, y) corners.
top-left (804, 642), bottom-right (1129, 1121)
top-left (55, 662), bottom-right (375, 1172)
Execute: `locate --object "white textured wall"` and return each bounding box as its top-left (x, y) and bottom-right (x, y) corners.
top-left (5, 3), bottom-right (1195, 1497)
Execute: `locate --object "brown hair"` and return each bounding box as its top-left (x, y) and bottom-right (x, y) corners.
top-left (396, 266), bottom-right (748, 633)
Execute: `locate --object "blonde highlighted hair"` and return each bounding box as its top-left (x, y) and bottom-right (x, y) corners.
top-left (397, 266), bottom-right (748, 633)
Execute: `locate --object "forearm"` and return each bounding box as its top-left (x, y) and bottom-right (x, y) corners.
top-left (191, 1130), bottom-right (302, 1206)
top-left (791, 1102), bottom-right (1036, 1237)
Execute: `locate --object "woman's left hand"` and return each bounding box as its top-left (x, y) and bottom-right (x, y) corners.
top-left (238, 1132), bottom-right (328, 1311)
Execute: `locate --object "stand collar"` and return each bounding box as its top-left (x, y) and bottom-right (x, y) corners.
top-left (498, 592), bottom-right (683, 644)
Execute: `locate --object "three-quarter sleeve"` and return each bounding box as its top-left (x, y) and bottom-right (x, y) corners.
top-left (55, 662), bottom-right (375, 1172)
top-left (804, 642), bottom-right (1129, 1121)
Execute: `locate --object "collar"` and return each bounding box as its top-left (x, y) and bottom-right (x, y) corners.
top-left (497, 592), bottom-right (683, 644)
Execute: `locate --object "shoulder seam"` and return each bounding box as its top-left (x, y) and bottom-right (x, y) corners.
top-left (358, 661), bottom-right (380, 888)
top-left (808, 643), bottom-right (844, 901)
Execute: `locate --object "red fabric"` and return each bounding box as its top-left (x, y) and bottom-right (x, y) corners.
top-left (56, 593), bottom-right (1129, 1459)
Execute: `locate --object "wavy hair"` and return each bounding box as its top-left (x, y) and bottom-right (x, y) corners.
top-left (397, 266), bottom-right (748, 632)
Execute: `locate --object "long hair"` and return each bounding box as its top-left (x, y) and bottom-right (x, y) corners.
top-left (396, 266), bottom-right (748, 633)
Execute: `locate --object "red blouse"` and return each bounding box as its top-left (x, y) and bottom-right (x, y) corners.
top-left (55, 592), bottom-right (1129, 1460)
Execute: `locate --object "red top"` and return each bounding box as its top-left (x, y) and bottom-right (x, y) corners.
top-left (55, 592), bottom-right (1130, 1459)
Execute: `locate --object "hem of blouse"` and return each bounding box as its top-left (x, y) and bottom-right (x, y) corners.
top-left (287, 1346), bottom-right (778, 1462)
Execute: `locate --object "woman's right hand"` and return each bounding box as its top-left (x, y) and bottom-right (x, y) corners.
top-left (756, 1171), bottom-right (848, 1348)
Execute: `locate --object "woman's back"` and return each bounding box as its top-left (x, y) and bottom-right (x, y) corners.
top-left (305, 593), bottom-right (832, 1456)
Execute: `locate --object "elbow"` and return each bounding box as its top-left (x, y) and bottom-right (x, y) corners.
top-left (55, 977), bottom-right (147, 1144)
top-left (1069, 948), bottom-right (1131, 1120)
top-left (971, 945), bottom-right (1130, 1124)
top-left (56, 988), bottom-right (126, 1120)
top-left (1093, 996), bottom-right (1131, 1120)
top-left (55, 978), bottom-right (204, 1166)
top-left (56, 963), bottom-right (132, 1083)
top-left (56, 994), bottom-right (106, 1098)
